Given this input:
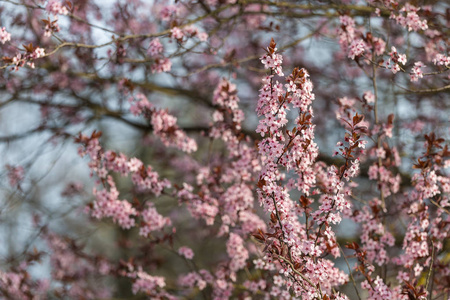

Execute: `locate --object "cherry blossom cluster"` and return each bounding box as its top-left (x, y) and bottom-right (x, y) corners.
top-left (76, 131), bottom-right (171, 230)
top-left (386, 46), bottom-right (407, 74)
top-left (40, 1), bottom-right (67, 38)
top-left (410, 61), bottom-right (424, 82)
top-left (45, 0), bottom-right (69, 16)
top-left (391, 3), bottom-right (428, 32)
top-left (178, 270), bottom-right (212, 291)
top-left (177, 182), bottom-right (219, 226)
top-left (151, 109), bottom-right (198, 152)
top-left (338, 15), bottom-right (356, 50)
top-left (368, 163), bottom-right (401, 198)
top-left (171, 74), bottom-right (269, 298)
top-left (363, 91), bottom-right (375, 104)
top-left (170, 25), bottom-right (208, 42)
top-left (151, 57), bottom-right (172, 73)
top-left (433, 53), bottom-right (450, 67)
top-left (170, 27), bottom-right (184, 41)
top-left (361, 131), bottom-right (448, 298)
top-left (347, 39), bottom-right (366, 60)
top-left (226, 233), bottom-right (249, 274)
top-left (121, 264), bottom-right (171, 299)
top-left (0, 230), bottom-right (112, 299)
top-left (139, 203), bottom-right (171, 237)
top-left (61, 181), bottom-right (84, 197)
top-left (150, 6), bottom-right (208, 73)
top-left (178, 246), bottom-right (194, 260)
top-left (254, 39), bottom-right (359, 299)
top-left (44, 231), bottom-right (112, 298)
top-left (4, 44), bottom-right (45, 71)
top-left (42, 17), bottom-right (62, 37)
top-left (0, 262), bottom-right (50, 299)
top-left (361, 276), bottom-right (396, 299)
top-left (313, 114), bottom-right (366, 228)
top-left (129, 93), bottom-right (197, 153)
top-left (147, 38), bottom-right (163, 56)
top-left (159, 5), bottom-right (178, 22)
top-left (0, 27), bottom-right (11, 44)
top-left (260, 39), bottom-right (284, 76)
top-left (91, 175), bottom-right (137, 229)
top-left (146, 38), bottom-right (172, 73)
top-left (388, 138), bottom-right (449, 299)
top-left (210, 78), bottom-right (245, 156)
top-left (132, 271), bottom-right (166, 296)
top-left (338, 16), bottom-right (386, 61)
top-left (334, 97), bottom-right (361, 127)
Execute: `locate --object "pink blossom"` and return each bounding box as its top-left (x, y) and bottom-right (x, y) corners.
top-left (362, 276), bottom-right (393, 299)
top-left (348, 39), bottom-right (366, 59)
top-left (128, 157), bottom-right (143, 172)
top-left (198, 32), bottom-right (208, 41)
top-left (363, 91), bottom-right (375, 103)
top-left (433, 53), bottom-right (450, 66)
top-left (139, 203), bottom-right (171, 236)
top-left (149, 109), bottom-right (197, 152)
top-left (129, 93), bottom-right (152, 115)
top-left (171, 27), bottom-right (184, 40)
top-left (410, 61), bottom-right (424, 82)
top-left (46, 0), bottom-right (69, 16)
top-left (393, 4), bottom-right (428, 32)
top-left (132, 269), bottom-right (165, 295)
top-left (376, 147), bottom-right (386, 159)
top-left (147, 38), bottom-right (163, 56)
top-left (387, 46), bottom-right (407, 74)
top-left (227, 233), bottom-right (249, 272)
top-left (338, 15), bottom-right (356, 48)
top-left (159, 5), bottom-right (177, 21)
top-left (260, 50), bottom-right (284, 76)
top-left (151, 57), bottom-right (172, 73)
top-left (0, 27), bottom-right (11, 44)
top-left (178, 246), bottom-right (194, 260)
top-left (212, 110), bottom-right (224, 122)
top-left (32, 47), bottom-right (46, 59)
top-left (90, 177), bottom-right (137, 229)
top-left (413, 264), bottom-right (423, 276)
top-left (372, 37), bottom-right (386, 56)
top-left (178, 271), bottom-right (209, 290)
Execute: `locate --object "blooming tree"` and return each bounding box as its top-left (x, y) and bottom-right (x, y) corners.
top-left (0, 0), bottom-right (449, 299)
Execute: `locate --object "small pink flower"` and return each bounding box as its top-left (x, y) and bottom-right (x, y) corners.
top-left (151, 57), bottom-right (172, 73)
top-left (363, 91), bottom-right (375, 103)
top-left (198, 32), bottom-right (208, 41)
top-left (376, 147), bottom-right (386, 159)
top-left (0, 27), bottom-right (11, 44)
top-left (171, 27), bottom-right (184, 40)
top-left (348, 39), bottom-right (366, 59)
top-left (147, 38), bottom-right (163, 56)
top-left (46, 0), bottom-right (69, 16)
top-left (178, 246), bottom-right (194, 260)
top-left (433, 53), bottom-right (450, 66)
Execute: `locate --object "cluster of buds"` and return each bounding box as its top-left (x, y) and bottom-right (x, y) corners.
top-left (3, 43), bottom-right (45, 71)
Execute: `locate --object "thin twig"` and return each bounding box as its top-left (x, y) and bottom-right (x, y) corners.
top-left (396, 83), bottom-right (450, 94)
top-left (425, 240), bottom-right (435, 299)
top-left (430, 199), bottom-right (450, 215)
top-left (273, 253), bottom-right (321, 294)
top-left (338, 243), bottom-right (362, 300)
